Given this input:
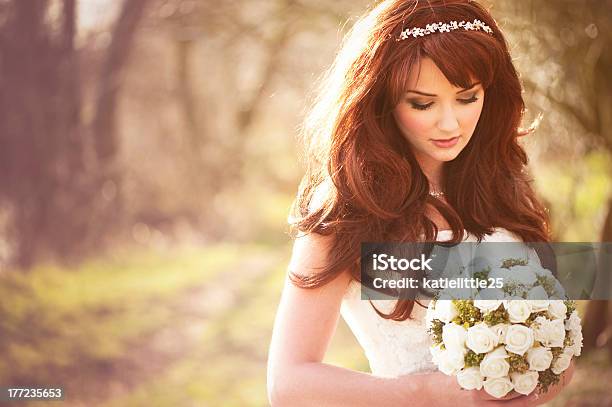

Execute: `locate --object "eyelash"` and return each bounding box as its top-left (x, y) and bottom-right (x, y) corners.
top-left (410, 95), bottom-right (479, 111)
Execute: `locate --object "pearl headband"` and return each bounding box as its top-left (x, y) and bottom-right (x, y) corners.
top-left (397, 19), bottom-right (493, 41)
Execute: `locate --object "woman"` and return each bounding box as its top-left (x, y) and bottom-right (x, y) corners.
top-left (267, 0), bottom-right (574, 405)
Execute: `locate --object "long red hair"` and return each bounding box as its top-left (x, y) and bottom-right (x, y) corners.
top-left (288, 0), bottom-right (549, 320)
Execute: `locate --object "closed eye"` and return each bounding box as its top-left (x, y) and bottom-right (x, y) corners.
top-left (410, 101), bottom-right (434, 111)
top-left (458, 95), bottom-right (479, 104)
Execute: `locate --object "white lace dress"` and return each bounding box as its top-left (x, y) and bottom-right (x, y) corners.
top-left (339, 228), bottom-right (528, 377)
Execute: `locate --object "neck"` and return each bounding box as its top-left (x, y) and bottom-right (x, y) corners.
top-left (414, 153), bottom-right (444, 190)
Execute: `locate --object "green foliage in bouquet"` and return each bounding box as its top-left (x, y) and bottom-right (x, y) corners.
top-left (500, 258), bottom-right (528, 268)
top-left (564, 300), bottom-right (576, 318)
top-left (551, 347), bottom-right (564, 358)
top-left (428, 319), bottom-right (444, 346)
top-left (502, 281), bottom-right (522, 297)
top-left (451, 300), bottom-right (482, 328)
top-left (537, 369), bottom-right (561, 393)
top-left (473, 267), bottom-right (491, 282)
top-left (464, 350), bottom-right (485, 367)
top-left (525, 311), bottom-right (548, 326)
top-left (508, 353), bottom-right (529, 374)
top-left (482, 306), bottom-right (509, 326)
top-left (535, 275), bottom-right (556, 297)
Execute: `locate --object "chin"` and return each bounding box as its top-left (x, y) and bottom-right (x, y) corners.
top-left (429, 149), bottom-right (463, 162)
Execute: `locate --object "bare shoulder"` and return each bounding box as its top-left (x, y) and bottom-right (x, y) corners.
top-left (289, 232), bottom-right (350, 281)
top-left (288, 178), bottom-right (352, 289)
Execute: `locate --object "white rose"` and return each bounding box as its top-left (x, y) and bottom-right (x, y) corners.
top-left (551, 349), bottom-right (573, 374)
top-left (526, 346), bottom-right (553, 371)
top-left (548, 300), bottom-right (567, 320)
top-left (480, 346), bottom-right (510, 378)
top-left (434, 300), bottom-right (458, 323)
top-left (533, 317), bottom-right (566, 348)
top-left (466, 323), bottom-right (499, 354)
top-left (570, 329), bottom-right (583, 357)
top-left (526, 286), bottom-right (549, 311)
top-left (533, 266), bottom-right (554, 279)
top-left (509, 265), bottom-right (538, 286)
top-left (474, 298), bottom-right (503, 313)
top-left (504, 325), bottom-right (535, 356)
top-left (476, 287), bottom-right (506, 300)
top-left (483, 377), bottom-right (514, 398)
top-left (504, 300), bottom-right (532, 323)
top-left (437, 348), bottom-right (466, 375)
top-left (489, 267), bottom-right (513, 282)
top-left (457, 367), bottom-right (484, 390)
top-left (491, 323), bottom-right (509, 345)
top-left (565, 311), bottom-right (581, 333)
top-left (511, 371), bottom-right (539, 395)
top-left (469, 257), bottom-right (492, 274)
top-left (548, 319), bottom-right (566, 348)
top-left (442, 323), bottom-right (468, 352)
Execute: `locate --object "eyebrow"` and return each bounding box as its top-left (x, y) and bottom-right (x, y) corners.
top-left (405, 82), bottom-right (481, 97)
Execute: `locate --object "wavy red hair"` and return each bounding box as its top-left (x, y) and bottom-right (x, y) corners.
top-left (288, 0), bottom-right (550, 320)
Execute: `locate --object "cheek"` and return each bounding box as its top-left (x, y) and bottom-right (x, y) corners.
top-left (394, 108), bottom-right (434, 138)
top-left (464, 100), bottom-right (485, 128)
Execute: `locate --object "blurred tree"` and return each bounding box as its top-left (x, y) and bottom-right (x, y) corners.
top-left (493, 0), bottom-right (612, 358)
top-left (148, 0), bottom-right (360, 238)
top-left (0, 0), bottom-right (150, 269)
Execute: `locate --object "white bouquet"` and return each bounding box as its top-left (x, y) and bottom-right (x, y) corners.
top-left (425, 258), bottom-right (582, 398)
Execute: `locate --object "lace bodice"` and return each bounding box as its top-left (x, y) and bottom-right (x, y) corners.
top-left (339, 228), bottom-right (527, 377)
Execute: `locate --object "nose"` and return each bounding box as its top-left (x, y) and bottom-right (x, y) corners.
top-left (436, 104), bottom-right (460, 133)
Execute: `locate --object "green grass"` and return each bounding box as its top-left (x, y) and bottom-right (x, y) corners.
top-left (0, 244), bottom-right (265, 386)
top-left (7, 244), bottom-right (246, 311)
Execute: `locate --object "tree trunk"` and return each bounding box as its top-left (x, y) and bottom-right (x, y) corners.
top-left (0, 0), bottom-right (64, 269)
top-left (0, 0), bottom-right (150, 268)
top-left (93, 0), bottom-right (151, 163)
top-left (176, 39), bottom-right (202, 152)
top-left (88, 0), bottom-right (151, 247)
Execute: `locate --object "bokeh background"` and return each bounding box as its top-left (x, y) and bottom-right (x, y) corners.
top-left (0, 0), bottom-right (611, 406)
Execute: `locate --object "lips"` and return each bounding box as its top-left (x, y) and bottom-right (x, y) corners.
top-left (431, 136), bottom-right (460, 148)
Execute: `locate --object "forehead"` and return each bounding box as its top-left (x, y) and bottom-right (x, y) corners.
top-left (407, 57), bottom-right (476, 93)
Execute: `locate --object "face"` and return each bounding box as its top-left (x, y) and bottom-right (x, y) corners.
top-left (393, 57), bottom-right (485, 167)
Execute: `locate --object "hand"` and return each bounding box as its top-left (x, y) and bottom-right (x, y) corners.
top-left (476, 389), bottom-right (523, 402)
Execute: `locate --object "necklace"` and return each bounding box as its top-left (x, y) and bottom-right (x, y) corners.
top-left (429, 189), bottom-right (445, 198)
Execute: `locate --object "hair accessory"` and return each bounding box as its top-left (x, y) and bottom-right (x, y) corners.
top-left (397, 19), bottom-right (493, 41)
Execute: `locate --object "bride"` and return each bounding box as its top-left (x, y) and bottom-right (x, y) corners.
top-left (267, 0), bottom-right (574, 405)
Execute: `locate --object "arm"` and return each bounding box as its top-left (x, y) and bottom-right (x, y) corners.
top-left (266, 233), bottom-right (509, 407)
